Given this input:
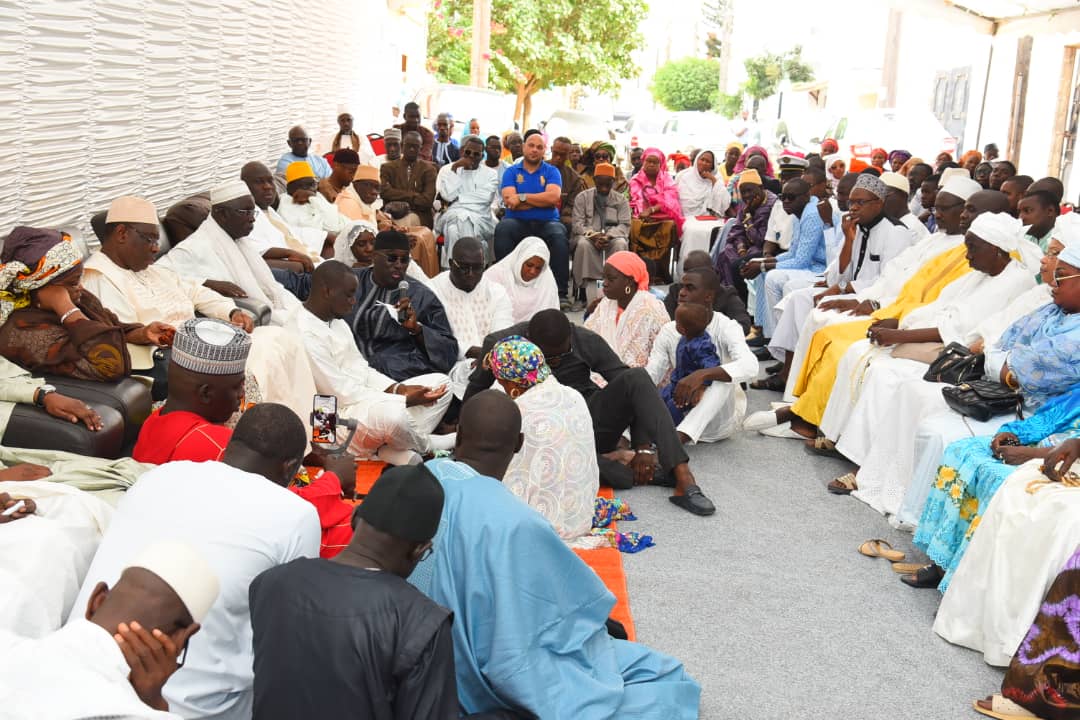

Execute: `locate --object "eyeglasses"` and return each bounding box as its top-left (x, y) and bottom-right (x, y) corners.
top-left (846, 197), bottom-right (881, 208)
top-left (594, 152), bottom-right (612, 161)
top-left (780, 192), bottom-right (806, 202)
top-left (133, 227), bottom-right (160, 245)
top-left (225, 207), bottom-right (257, 218)
top-left (375, 251), bottom-right (411, 265)
top-left (449, 258), bottom-right (484, 275)
top-left (289, 137), bottom-right (311, 143)
top-left (1051, 269), bottom-right (1080, 287)
top-left (462, 149), bottom-right (483, 159)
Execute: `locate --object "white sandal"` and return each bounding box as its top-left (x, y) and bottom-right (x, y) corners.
top-left (972, 694), bottom-right (1040, 719)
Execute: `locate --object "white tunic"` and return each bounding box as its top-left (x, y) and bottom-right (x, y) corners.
top-left (434, 163), bottom-right (499, 246)
top-left (287, 306), bottom-right (450, 455)
top-left (83, 250), bottom-right (317, 428)
top-left (429, 273), bottom-right (514, 398)
top-left (830, 262), bottom-right (1037, 517)
top-left (276, 193), bottom-right (348, 248)
top-left (247, 205), bottom-right (326, 261)
top-left (0, 619), bottom-right (181, 719)
top-left (823, 218), bottom-right (913, 293)
top-left (156, 217), bottom-right (300, 326)
top-left (69, 461), bottom-right (320, 720)
top-left (934, 458), bottom-right (1080, 666)
top-left (645, 311), bottom-right (758, 443)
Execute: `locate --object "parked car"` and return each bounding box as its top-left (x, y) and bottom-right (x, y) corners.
top-left (814, 108), bottom-right (958, 163)
top-left (661, 112), bottom-right (731, 156)
top-left (614, 112), bottom-right (670, 164)
top-left (539, 109), bottom-right (614, 147)
top-left (412, 84), bottom-right (515, 139)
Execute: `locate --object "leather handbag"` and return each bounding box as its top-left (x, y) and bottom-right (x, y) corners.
top-left (942, 380), bottom-right (1023, 423)
top-left (924, 342), bottom-right (986, 384)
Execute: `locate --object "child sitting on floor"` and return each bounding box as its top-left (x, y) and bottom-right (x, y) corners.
top-left (661, 302), bottom-right (721, 424)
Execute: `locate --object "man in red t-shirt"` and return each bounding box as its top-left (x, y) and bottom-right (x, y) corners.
top-left (132, 318), bottom-right (251, 464)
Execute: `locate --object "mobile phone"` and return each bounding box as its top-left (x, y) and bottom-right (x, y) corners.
top-left (311, 394), bottom-right (338, 444)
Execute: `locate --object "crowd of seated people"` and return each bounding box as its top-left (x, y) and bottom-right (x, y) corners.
top-left (3, 104), bottom-right (1080, 718)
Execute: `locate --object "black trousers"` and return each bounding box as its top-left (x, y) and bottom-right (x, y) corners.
top-left (726, 254), bottom-right (761, 306)
top-left (586, 368), bottom-right (689, 489)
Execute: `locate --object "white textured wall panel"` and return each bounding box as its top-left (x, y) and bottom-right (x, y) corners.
top-left (0, 0), bottom-right (425, 240)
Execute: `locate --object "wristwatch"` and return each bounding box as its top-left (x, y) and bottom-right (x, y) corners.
top-left (518, 193), bottom-right (527, 204)
top-left (34, 384), bottom-right (57, 407)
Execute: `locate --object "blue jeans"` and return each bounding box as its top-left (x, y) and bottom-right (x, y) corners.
top-left (493, 218), bottom-right (570, 297)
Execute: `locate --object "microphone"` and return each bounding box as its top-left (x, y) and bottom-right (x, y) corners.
top-left (397, 280), bottom-right (410, 322)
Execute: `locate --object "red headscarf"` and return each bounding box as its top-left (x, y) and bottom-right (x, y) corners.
top-left (820, 138), bottom-right (839, 155)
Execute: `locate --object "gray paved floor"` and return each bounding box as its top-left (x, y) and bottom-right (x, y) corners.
top-left (619, 366), bottom-right (1003, 720)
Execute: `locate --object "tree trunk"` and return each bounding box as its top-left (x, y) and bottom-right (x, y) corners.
top-left (513, 83), bottom-right (526, 129)
top-left (523, 92), bottom-right (533, 129)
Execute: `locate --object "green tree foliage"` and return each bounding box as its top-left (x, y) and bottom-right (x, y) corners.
top-left (716, 92), bottom-right (743, 119)
top-left (741, 46), bottom-right (815, 117)
top-left (427, 0), bottom-right (646, 126)
top-left (651, 57), bottom-right (721, 112)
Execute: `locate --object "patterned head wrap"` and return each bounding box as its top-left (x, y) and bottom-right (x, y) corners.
top-left (483, 335), bottom-right (551, 390)
top-left (887, 149), bottom-right (912, 170)
top-left (0, 227), bottom-right (82, 325)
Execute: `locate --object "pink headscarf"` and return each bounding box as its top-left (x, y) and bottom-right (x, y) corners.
top-left (731, 145), bottom-right (775, 177)
top-left (606, 250), bottom-right (649, 291)
top-left (629, 148), bottom-right (685, 231)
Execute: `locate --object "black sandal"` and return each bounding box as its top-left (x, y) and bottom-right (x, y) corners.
top-left (668, 485), bottom-right (716, 516)
top-left (750, 375), bottom-right (785, 391)
top-left (766, 362), bottom-right (785, 376)
top-left (900, 564), bottom-right (944, 589)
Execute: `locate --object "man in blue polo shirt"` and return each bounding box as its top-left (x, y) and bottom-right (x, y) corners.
top-left (494, 129), bottom-right (570, 309)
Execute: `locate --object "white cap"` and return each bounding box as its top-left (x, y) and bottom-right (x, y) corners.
top-left (106, 196), bottom-right (158, 225)
top-left (969, 212), bottom-right (1021, 253)
top-left (940, 167), bottom-right (971, 186)
top-left (880, 172), bottom-right (909, 195)
top-left (210, 180), bottom-right (253, 206)
top-left (127, 541), bottom-right (220, 623)
top-left (1052, 212), bottom-right (1080, 249)
top-left (938, 176), bottom-right (982, 202)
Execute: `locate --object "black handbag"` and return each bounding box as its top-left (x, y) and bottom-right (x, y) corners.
top-left (924, 342), bottom-right (986, 384)
top-left (942, 380), bottom-right (1023, 423)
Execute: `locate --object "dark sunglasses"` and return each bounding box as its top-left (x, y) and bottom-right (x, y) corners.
top-left (375, 251), bottom-right (411, 265)
top-left (449, 258), bottom-right (484, 275)
top-left (780, 192), bottom-right (806, 202)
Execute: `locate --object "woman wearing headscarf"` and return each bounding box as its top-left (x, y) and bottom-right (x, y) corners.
top-left (584, 251), bottom-right (670, 368)
top-left (824, 156), bottom-right (846, 192)
top-left (897, 156), bottom-right (924, 177)
top-left (719, 142), bottom-right (743, 183)
top-left (731, 145), bottom-right (775, 178)
top-left (484, 236), bottom-right (559, 323)
top-left (580, 141), bottom-right (629, 194)
top-left (630, 148), bottom-right (683, 281)
top-left (332, 218), bottom-right (378, 267)
top-left (820, 138), bottom-right (839, 157)
top-left (675, 148), bottom-right (732, 272)
top-left (726, 145), bottom-right (776, 207)
top-left (887, 149), bottom-right (911, 172)
top-left (870, 148), bottom-right (888, 172)
top-left (0, 228), bottom-right (173, 382)
top-left (486, 336), bottom-right (600, 546)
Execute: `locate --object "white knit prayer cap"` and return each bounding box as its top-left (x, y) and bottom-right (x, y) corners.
top-left (210, 180), bottom-right (253, 206)
top-left (940, 167), bottom-right (971, 187)
top-left (126, 541), bottom-right (220, 623)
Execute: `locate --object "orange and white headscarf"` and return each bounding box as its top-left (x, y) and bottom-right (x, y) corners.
top-left (0, 227), bottom-right (82, 324)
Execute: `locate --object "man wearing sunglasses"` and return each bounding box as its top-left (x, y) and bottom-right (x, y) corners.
top-left (346, 230), bottom-right (459, 382)
top-left (431, 238), bottom-right (513, 400)
top-left (435, 136), bottom-right (500, 266)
